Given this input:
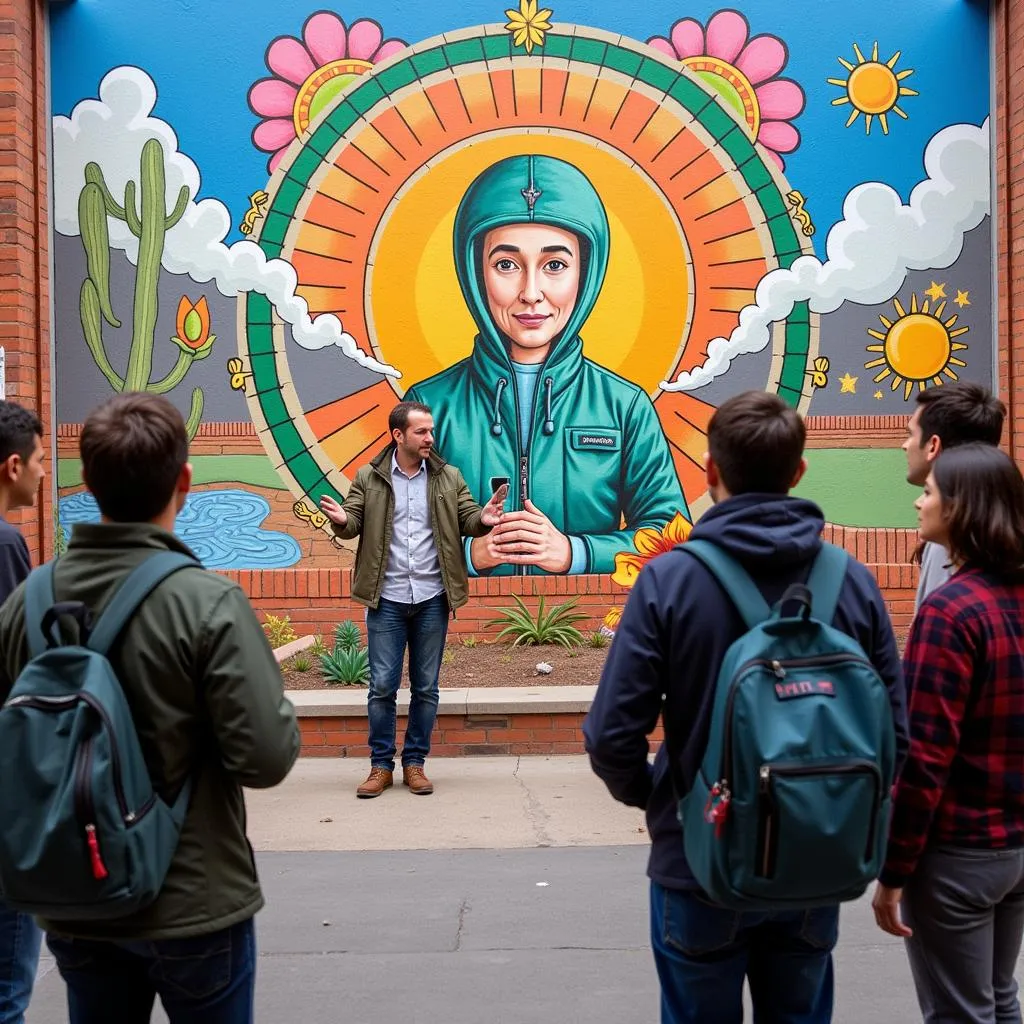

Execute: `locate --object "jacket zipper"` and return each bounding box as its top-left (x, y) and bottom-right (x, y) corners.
top-left (720, 653), bottom-right (877, 798)
top-left (755, 759), bottom-right (882, 878)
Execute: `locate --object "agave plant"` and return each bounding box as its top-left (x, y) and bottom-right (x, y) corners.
top-left (333, 620), bottom-right (362, 653)
top-left (320, 645), bottom-right (370, 686)
top-left (485, 595), bottom-right (587, 649)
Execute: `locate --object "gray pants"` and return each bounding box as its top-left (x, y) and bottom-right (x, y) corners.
top-left (901, 845), bottom-right (1024, 1023)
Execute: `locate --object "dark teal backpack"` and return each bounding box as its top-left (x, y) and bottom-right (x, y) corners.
top-left (0, 552), bottom-right (198, 921)
top-left (678, 540), bottom-right (896, 910)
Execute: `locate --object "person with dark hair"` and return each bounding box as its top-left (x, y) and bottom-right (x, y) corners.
top-left (873, 443), bottom-right (1024, 1023)
top-left (0, 400), bottom-right (44, 1024)
top-left (319, 401), bottom-right (507, 797)
top-left (584, 389), bottom-right (907, 1023)
top-left (0, 392), bottom-right (299, 1024)
top-left (902, 382), bottom-right (1005, 607)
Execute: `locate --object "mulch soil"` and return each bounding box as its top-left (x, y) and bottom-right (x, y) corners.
top-left (280, 640), bottom-right (610, 690)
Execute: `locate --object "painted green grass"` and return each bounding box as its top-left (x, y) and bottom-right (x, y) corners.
top-left (58, 455), bottom-right (289, 491)
top-left (57, 448), bottom-right (916, 528)
top-left (793, 449), bottom-right (919, 528)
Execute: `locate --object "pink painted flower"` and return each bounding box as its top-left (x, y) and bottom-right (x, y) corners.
top-left (248, 12), bottom-right (407, 173)
top-left (647, 10), bottom-right (804, 170)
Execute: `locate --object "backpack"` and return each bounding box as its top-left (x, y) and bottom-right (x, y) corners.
top-left (677, 540), bottom-right (896, 910)
top-left (0, 551), bottom-right (199, 921)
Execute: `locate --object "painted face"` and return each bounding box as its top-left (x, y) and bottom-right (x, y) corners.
top-left (914, 470), bottom-right (949, 548)
top-left (394, 410), bottom-right (435, 463)
top-left (903, 408), bottom-right (933, 486)
top-left (481, 224), bottom-right (581, 362)
top-left (6, 434), bottom-right (44, 509)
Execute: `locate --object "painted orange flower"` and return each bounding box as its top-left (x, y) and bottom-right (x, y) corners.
top-left (172, 296), bottom-right (216, 359)
top-left (611, 512), bottom-right (692, 588)
top-left (601, 607), bottom-right (622, 633)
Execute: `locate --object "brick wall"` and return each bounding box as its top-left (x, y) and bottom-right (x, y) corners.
top-left (0, 0), bottom-right (50, 564)
top-left (298, 710), bottom-right (665, 758)
top-left (996, 0), bottom-right (1024, 461)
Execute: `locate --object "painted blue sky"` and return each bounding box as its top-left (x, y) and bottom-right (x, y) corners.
top-left (49, 0), bottom-right (991, 247)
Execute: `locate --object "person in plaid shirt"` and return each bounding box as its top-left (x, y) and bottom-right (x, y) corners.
top-left (873, 443), bottom-right (1024, 1023)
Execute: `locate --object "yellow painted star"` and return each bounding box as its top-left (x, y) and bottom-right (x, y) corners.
top-left (925, 281), bottom-right (947, 302)
top-left (504, 0), bottom-right (553, 53)
top-left (955, 289), bottom-right (971, 308)
top-left (839, 372), bottom-right (858, 394)
top-left (874, 390), bottom-right (883, 400)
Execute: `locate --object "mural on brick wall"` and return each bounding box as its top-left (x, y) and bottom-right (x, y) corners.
top-left (48, 0), bottom-right (993, 574)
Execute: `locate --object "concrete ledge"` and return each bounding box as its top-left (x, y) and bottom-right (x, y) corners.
top-left (286, 685), bottom-right (598, 717)
top-left (273, 635), bottom-right (316, 664)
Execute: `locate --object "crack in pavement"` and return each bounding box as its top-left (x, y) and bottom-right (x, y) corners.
top-left (453, 897), bottom-right (470, 952)
top-left (512, 755), bottom-right (554, 848)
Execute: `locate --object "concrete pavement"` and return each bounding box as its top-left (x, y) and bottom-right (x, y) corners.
top-left (26, 757), bottom-right (1024, 1022)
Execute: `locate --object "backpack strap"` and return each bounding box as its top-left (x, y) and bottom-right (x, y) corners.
top-left (806, 542), bottom-right (849, 625)
top-left (87, 552), bottom-right (200, 656)
top-left (24, 561), bottom-right (57, 659)
top-left (682, 539), bottom-right (771, 630)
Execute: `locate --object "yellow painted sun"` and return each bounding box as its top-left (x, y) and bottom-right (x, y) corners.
top-left (829, 43), bottom-right (917, 135)
top-left (865, 293), bottom-right (969, 401)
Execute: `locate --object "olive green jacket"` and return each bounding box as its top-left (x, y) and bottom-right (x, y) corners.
top-left (334, 445), bottom-right (491, 609)
top-left (0, 523), bottom-right (300, 941)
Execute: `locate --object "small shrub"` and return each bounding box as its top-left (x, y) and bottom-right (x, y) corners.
top-left (442, 648), bottom-right (456, 666)
top-left (263, 614), bottom-right (298, 649)
top-left (499, 653), bottom-right (513, 664)
top-left (291, 653), bottom-right (312, 673)
top-left (485, 596), bottom-right (586, 649)
top-left (310, 634), bottom-right (328, 658)
top-left (567, 648), bottom-right (580, 659)
top-left (333, 620), bottom-right (362, 653)
top-left (321, 645), bottom-right (370, 686)
top-left (461, 635), bottom-right (478, 649)
top-left (587, 631), bottom-right (609, 649)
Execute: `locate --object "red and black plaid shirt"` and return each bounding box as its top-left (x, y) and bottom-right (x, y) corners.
top-left (881, 567), bottom-right (1024, 888)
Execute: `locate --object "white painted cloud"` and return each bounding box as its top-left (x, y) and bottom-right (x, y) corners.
top-left (52, 65), bottom-right (399, 378)
top-left (662, 120), bottom-right (991, 392)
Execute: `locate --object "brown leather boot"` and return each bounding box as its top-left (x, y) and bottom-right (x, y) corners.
top-left (356, 766), bottom-right (393, 798)
top-left (403, 765), bottom-right (434, 795)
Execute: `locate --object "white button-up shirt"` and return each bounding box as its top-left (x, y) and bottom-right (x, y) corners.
top-left (380, 452), bottom-right (444, 605)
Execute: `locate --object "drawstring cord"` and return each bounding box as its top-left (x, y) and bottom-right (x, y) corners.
top-left (491, 377), bottom-right (507, 436)
top-left (543, 377), bottom-right (554, 436)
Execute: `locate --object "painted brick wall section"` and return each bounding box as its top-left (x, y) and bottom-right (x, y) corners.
top-left (0, 0), bottom-right (50, 564)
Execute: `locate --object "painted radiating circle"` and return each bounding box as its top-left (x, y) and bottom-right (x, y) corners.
top-left (239, 25), bottom-right (816, 512)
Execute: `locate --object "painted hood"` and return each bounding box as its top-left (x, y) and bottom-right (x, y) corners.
top-left (452, 154), bottom-right (610, 377)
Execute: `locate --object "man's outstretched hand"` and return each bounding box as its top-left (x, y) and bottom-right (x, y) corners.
top-left (319, 495), bottom-right (348, 527)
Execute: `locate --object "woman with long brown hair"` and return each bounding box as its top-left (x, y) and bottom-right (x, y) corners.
top-left (873, 442), bottom-right (1024, 1022)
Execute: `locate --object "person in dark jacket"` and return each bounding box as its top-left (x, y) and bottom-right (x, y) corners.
top-left (0, 401), bottom-right (46, 1024)
top-left (584, 390), bottom-right (908, 1024)
top-left (0, 393), bottom-right (299, 1024)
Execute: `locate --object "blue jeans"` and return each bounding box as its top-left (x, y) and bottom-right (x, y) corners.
top-left (650, 883), bottom-right (838, 1024)
top-left (46, 918), bottom-right (255, 1024)
top-left (0, 903), bottom-right (40, 1024)
top-left (366, 592), bottom-right (449, 772)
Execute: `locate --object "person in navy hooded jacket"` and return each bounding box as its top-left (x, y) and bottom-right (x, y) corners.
top-left (584, 390), bottom-right (908, 1024)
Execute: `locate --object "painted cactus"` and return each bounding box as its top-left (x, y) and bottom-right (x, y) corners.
top-left (78, 137), bottom-right (211, 439)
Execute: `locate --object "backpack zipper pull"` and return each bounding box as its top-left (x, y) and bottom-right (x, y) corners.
top-left (85, 824), bottom-right (108, 881)
top-left (771, 660), bottom-right (785, 679)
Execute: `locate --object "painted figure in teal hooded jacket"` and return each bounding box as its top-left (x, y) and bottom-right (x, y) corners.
top-left (404, 155), bottom-right (686, 576)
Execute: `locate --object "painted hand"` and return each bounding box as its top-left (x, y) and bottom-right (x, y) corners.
top-left (871, 883), bottom-right (912, 938)
top-left (318, 495), bottom-right (348, 527)
top-left (480, 483), bottom-right (508, 528)
top-left (490, 499), bottom-right (572, 574)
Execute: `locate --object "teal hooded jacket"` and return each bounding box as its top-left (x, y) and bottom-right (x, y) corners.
top-left (405, 155), bottom-right (686, 576)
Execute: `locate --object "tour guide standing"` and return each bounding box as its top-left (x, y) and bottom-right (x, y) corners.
top-left (320, 401), bottom-right (506, 798)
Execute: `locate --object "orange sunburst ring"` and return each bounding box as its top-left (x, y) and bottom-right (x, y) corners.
top-left (240, 25), bottom-right (816, 514)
